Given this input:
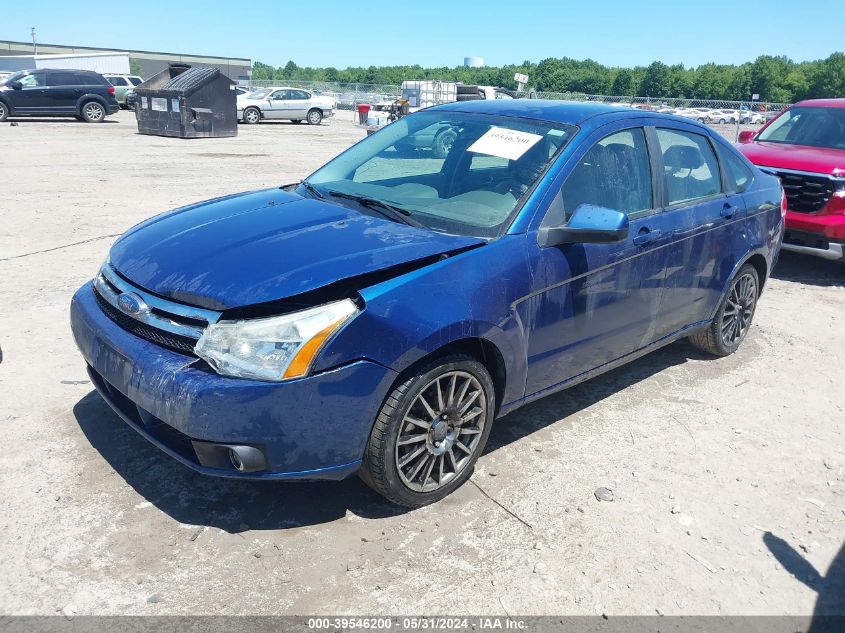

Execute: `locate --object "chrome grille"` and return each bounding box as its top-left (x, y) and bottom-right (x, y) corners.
top-left (775, 170), bottom-right (836, 214)
top-left (93, 263), bottom-right (221, 355)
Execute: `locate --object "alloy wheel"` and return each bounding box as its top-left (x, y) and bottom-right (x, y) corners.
top-left (245, 108), bottom-right (260, 124)
top-left (720, 272), bottom-right (757, 346)
top-left (394, 370), bottom-right (487, 493)
top-left (85, 103), bottom-right (104, 121)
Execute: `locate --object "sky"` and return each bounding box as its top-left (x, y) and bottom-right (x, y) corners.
top-left (2, 0), bottom-right (840, 70)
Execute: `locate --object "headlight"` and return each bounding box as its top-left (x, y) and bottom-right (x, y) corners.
top-left (195, 299), bottom-right (359, 382)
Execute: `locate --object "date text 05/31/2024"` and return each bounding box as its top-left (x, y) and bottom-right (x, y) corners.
top-left (306, 617), bottom-right (527, 630)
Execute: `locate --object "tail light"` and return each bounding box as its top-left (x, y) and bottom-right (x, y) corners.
top-left (780, 189), bottom-right (788, 219)
top-left (107, 86), bottom-right (115, 95)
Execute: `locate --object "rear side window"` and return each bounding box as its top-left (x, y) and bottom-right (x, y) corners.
top-left (657, 128), bottom-right (722, 205)
top-left (108, 76), bottom-right (129, 86)
top-left (557, 128), bottom-right (654, 221)
top-left (128, 77), bottom-right (143, 86)
top-left (720, 148), bottom-right (754, 193)
top-left (47, 71), bottom-right (80, 87)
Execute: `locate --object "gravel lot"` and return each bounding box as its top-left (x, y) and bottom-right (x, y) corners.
top-left (0, 110), bottom-right (843, 618)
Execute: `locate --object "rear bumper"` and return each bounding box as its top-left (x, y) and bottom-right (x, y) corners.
top-left (70, 282), bottom-right (398, 480)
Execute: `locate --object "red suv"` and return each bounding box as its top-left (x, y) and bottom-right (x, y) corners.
top-left (738, 99), bottom-right (845, 263)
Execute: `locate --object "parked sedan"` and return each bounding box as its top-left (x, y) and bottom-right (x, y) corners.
top-left (237, 86), bottom-right (335, 125)
top-left (71, 100), bottom-right (783, 507)
top-left (706, 109), bottom-right (740, 124)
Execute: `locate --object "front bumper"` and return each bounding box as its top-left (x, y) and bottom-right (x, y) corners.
top-left (70, 282), bottom-right (397, 479)
top-left (782, 226), bottom-right (845, 262)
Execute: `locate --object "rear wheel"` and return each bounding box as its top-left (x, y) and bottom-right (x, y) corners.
top-left (81, 101), bottom-right (106, 123)
top-left (307, 109), bottom-right (323, 125)
top-left (0, 101), bottom-right (7, 122)
top-left (243, 107), bottom-right (261, 124)
top-left (360, 355), bottom-right (495, 507)
top-left (689, 263), bottom-right (759, 356)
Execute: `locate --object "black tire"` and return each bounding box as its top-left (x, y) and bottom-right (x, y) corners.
top-left (432, 127), bottom-right (457, 159)
top-left (360, 354), bottom-right (496, 507)
top-left (718, 118), bottom-right (727, 125)
top-left (80, 101), bottom-right (106, 123)
top-left (306, 109), bottom-right (323, 125)
top-left (689, 263), bottom-right (760, 357)
top-left (0, 101), bottom-right (8, 122)
top-left (243, 107), bottom-right (261, 124)
top-left (456, 84), bottom-right (479, 95)
top-left (456, 94), bottom-right (482, 102)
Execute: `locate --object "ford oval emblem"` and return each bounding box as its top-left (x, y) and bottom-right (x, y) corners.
top-left (117, 292), bottom-right (147, 317)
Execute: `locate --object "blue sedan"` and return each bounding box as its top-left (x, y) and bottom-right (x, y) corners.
top-left (71, 100), bottom-right (784, 506)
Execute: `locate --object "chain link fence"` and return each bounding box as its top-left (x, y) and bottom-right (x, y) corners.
top-left (242, 79), bottom-right (789, 137)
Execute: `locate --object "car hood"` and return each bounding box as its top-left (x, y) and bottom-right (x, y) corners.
top-left (740, 141), bottom-right (845, 176)
top-left (108, 188), bottom-right (483, 311)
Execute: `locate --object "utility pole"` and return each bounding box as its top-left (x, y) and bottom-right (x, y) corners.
top-left (31, 27), bottom-right (37, 55)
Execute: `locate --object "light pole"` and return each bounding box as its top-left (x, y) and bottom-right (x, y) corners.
top-left (31, 27), bottom-right (37, 55)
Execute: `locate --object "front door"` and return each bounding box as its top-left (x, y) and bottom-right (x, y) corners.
top-left (10, 71), bottom-right (48, 112)
top-left (265, 89), bottom-right (294, 119)
top-left (521, 124), bottom-right (672, 395)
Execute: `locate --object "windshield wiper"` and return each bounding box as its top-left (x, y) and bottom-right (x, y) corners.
top-left (299, 180), bottom-right (325, 200)
top-left (327, 191), bottom-right (422, 227)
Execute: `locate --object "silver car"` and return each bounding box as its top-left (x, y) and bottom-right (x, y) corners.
top-left (237, 87), bottom-right (335, 125)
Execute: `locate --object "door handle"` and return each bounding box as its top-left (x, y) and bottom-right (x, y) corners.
top-left (720, 204), bottom-right (738, 219)
top-left (633, 229), bottom-right (662, 246)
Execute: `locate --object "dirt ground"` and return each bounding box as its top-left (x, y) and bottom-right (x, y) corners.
top-left (0, 110), bottom-right (843, 618)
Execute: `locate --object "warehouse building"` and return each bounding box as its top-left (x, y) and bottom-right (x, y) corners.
top-left (0, 40), bottom-right (251, 81)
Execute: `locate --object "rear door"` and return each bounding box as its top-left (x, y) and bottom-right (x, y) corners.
top-left (288, 89), bottom-right (312, 119)
top-left (650, 124), bottom-right (748, 338)
top-left (45, 71), bottom-right (86, 113)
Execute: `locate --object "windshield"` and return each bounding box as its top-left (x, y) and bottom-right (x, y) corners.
top-left (757, 106), bottom-right (845, 150)
top-left (305, 111), bottom-right (575, 237)
top-left (246, 88), bottom-right (271, 100)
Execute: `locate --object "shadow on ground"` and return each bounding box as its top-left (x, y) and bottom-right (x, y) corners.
top-left (772, 251), bottom-right (844, 287)
top-left (763, 532), bottom-right (845, 630)
top-left (73, 339), bottom-right (708, 532)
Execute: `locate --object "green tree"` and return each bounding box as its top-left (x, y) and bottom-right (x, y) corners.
top-left (812, 53), bottom-right (845, 98)
top-left (639, 61), bottom-right (672, 98)
top-left (129, 57), bottom-right (144, 77)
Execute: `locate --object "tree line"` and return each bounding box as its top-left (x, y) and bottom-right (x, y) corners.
top-left (252, 53), bottom-right (845, 103)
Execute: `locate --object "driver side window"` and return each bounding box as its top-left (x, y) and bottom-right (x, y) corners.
top-left (544, 128), bottom-right (653, 228)
top-left (20, 72), bottom-right (46, 88)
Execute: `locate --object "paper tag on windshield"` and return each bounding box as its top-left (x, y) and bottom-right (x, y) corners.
top-left (467, 127), bottom-right (543, 161)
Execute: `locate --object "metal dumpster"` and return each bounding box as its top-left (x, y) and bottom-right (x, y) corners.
top-left (134, 64), bottom-right (237, 138)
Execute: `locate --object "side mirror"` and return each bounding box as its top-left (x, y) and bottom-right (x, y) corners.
top-left (539, 204), bottom-right (629, 247)
top-left (9, 80), bottom-right (22, 90)
top-left (738, 130), bottom-right (757, 143)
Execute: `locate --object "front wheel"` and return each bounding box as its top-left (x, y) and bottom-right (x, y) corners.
top-left (306, 109), bottom-right (323, 125)
top-left (689, 263), bottom-right (759, 356)
top-left (243, 107), bottom-right (261, 124)
top-left (360, 355), bottom-right (495, 507)
top-left (81, 101), bottom-right (106, 123)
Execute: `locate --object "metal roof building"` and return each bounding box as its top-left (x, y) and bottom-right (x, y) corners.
top-left (0, 40), bottom-right (251, 81)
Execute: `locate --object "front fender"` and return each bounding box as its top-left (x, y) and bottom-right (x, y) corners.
top-left (314, 236), bottom-right (534, 408)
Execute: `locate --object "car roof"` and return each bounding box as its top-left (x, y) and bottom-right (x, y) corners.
top-left (430, 99), bottom-right (631, 124)
top-left (794, 98), bottom-right (845, 109)
top-left (428, 98), bottom-right (718, 130)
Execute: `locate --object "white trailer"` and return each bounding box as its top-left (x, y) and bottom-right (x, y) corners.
top-left (0, 52), bottom-right (130, 75)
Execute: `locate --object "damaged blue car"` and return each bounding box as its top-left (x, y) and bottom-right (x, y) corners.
top-left (71, 100), bottom-right (784, 506)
